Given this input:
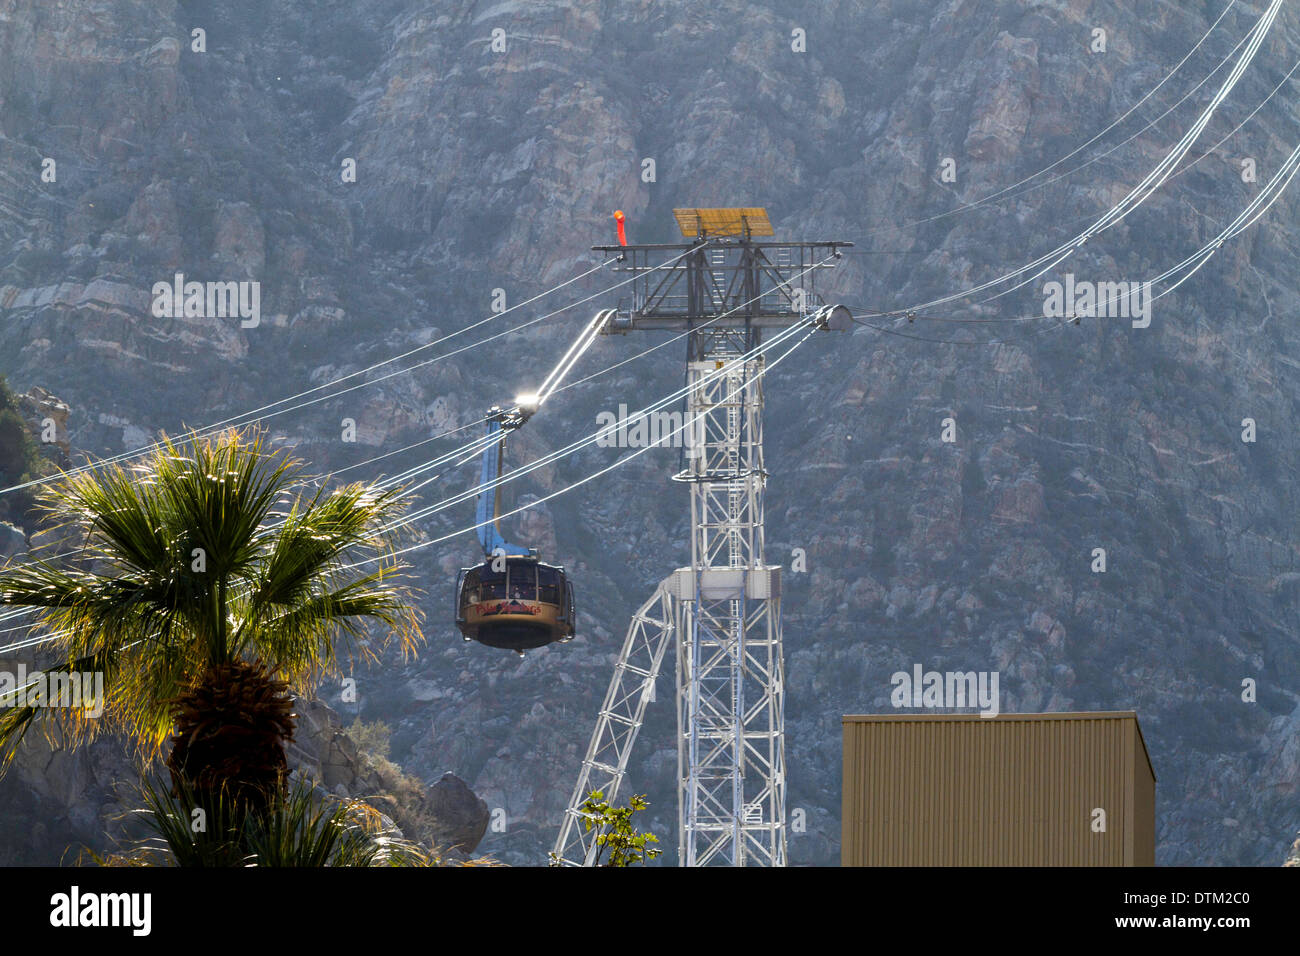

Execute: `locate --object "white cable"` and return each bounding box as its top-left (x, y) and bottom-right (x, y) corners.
top-left (0, 248), bottom-right (702, 578)
top-left (2, 303), bottom-right (822, 657)
top-left (536, 309), bottom-right (609, 403)
top-left (919, 51), bottom-right (1300, 323)
top-left (852, 134), bottom-right (1300, 341)
top-left (374, 258), bottom-right (838, 535)
top-left (357, 322), bottom-right (820, 568)
top-left (1, 251), bottom-right (829, 649)
top-left (0, 415), bottom-right (500, 577)
top-left (0, 257), bottom-right (622, 495)
top-left (0, 251), bottom-right (714, 648)
top-left (894, 0), bottom-right (1282, 315)
top-left (861, 1), bottom-right (1240, 240)
top-left (379, 316), bottom-right (817, 538)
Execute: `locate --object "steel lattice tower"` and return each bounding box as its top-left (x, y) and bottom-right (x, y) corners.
top-left (553, 209), bottom-right (850, 866)
top-left (677, 348), bottom-right (785, 864)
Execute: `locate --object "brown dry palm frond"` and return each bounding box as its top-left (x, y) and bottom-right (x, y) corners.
top-left (0, 427), bottom-right (424, 772)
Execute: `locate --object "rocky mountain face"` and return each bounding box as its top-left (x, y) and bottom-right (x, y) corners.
top-left (0, 0), bottom-right (1298, 865)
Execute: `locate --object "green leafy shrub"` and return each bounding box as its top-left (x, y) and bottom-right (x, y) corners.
top-left (345, 717), bottom-right (392, 762)
top-left (550, 790), bottom-right (661, 867)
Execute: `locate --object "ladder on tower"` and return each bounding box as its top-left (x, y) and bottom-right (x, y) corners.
top-left (709, 247), bottom-right (727, 311)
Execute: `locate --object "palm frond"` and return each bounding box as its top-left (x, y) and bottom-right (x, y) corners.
top-left (243, 571), bottom-right (421, 679)
top-left (0, 426), bottom-right (425, 775)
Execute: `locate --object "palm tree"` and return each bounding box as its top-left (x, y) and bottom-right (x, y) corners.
top-left (0, 428), bottom-right (421, 811)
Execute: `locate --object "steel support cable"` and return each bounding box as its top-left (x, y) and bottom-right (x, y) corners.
top-left (0, 252), bottom-right (700, 497)
top-left (0, 259), bottom-right (617, 496)
top-left (5, 319), bottom-right (824, 661)
top-left (0, 249), bottom-right (704, 617)
top-left (856, 22), bottom-right (1262, 292)
top-left (368, 257), bottom-right (839, 537)
top-left (885, 0), bottom-right (1282, 317)
top-left (1152, 140), bottom-right (1300, 291)
top-left (851, 49), bottom-right (1300, 331)
top-left (933, 18), bottom-right (1282, 318)
top-left (881, 39), bottom-right (1300, 328)
top-left (0, 628), bottom-right (74, 655)
top-left (387, 269), bottom-right (832, 502)
top-left (10, 7), bottom-right (1253, 658)
top-left (34, 149), bottom-right (1287, 650)
top-left (157, 249), bottom-right (676, 464)
top-left (0, 6), bottom-right (1252, 502)
top-left (377, 316), bottom-right (817, 538)
top-left (0, 638), bottom-right (148, 701)
top-left (0, 423), bottom-right (502, 650)
top-left (348, 320), bottom-right (821, 570)
top-left (319, 416), bottom-right (490, 487)
top-left (82, 246), bottom-right (692, 480)
top-left (854, 1), bottom-right (1241, 241)
top-left (844, 140), bottom-right (1300, 347)
top-left (848, 101), bottom-right (1300, 335)
top-left (373, 430), bottom-right (500, 491)
top-left (361, 246), bottom-right (713, 494)
top-left (839, 38), bottom-right (1300, 330)
top-left (347, 245), bottom-right (700, 489)
top-left (0, 433), bottom-right (505, 655)
top-left (535, 308), bottom-right (610, 404)
top-left (3, 265), bottom-right (673, 575)
top-left (0, 415), bottom-right (501, 611)
top-left (930, 9), bottom-right (1275, 314)
top-left (7, 121), bottom-right (1292, 645)
top-left (0, 611), bottom-right (45, 636)
top-left (551, 260), bottom-right (850, 396)
top-left (554, 319), bottom-right (723, 394)
top-left (380, 434), bottom-right (503, 500)
top-left (0, 253), bottom-right (712, 649)
top-left (972, 0), bottom-right (1282, 294)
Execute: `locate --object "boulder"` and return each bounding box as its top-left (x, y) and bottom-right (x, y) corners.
top-left (426, 772), bottom-right (490, 854)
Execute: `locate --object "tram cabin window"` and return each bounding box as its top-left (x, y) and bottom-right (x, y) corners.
top-left (508, 563), bottom-right (537, 601)
top-left (461, 568), bottom-right (480, 604)
top-left (479, 567), bottom-right (505, 600)
top-left (537, 566), bottom-right (560, 605)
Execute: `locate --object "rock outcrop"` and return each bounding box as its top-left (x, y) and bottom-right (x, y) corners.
top-left (17, 386), bottom-right (70, 465)
top-left (288, 696), bottom-right (489, 855)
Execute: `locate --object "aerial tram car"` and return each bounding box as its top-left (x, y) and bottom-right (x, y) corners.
top-left (455, 402), bottom-right (575, 654)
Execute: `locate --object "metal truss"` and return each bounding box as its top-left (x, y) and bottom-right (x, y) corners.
top-left (552, 579), bottom-right (676, 866)
top-left (554, 350), bottom-right (787, 867)
top-left (556, 226), bottom-right (845, 866)
top-left (676, 353), bottom-right (786, 866)
top-left (593, 237), bottom-right (851, 336)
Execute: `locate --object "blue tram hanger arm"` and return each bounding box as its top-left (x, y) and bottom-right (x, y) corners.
top-left (476, 407), bottom-right (534, 558)
top-left (472, 310), bottom-right (610, 559)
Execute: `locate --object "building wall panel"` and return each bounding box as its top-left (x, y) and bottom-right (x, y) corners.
top-left (841, 712), bottom-right (1156, 866)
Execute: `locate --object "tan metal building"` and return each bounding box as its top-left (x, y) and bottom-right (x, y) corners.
top-left (841, 712), bottom-right (1156, 866)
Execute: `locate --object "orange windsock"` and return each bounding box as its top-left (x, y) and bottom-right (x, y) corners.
top-left (614, 209), bottom-right (627, 245)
